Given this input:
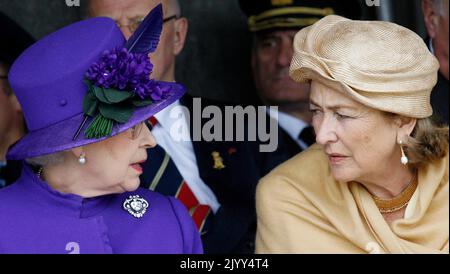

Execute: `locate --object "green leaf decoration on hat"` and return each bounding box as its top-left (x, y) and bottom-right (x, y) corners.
top-left (99, 103), bottom-right (134, 124)
top-left (132, 98), bottom-right (154, 107)
top-left (81, 79), bottom-right (153, 139)
top-left (93, 86), bottom-right (134, 104)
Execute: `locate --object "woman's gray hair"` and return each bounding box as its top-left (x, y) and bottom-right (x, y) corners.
top-left (26, 152), bottom-right (65, 167)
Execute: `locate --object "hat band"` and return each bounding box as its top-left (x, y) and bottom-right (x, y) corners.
top-left (248, 6), bottom-right (335, 32)
top-left (249, 17), bottom-right (321, 32)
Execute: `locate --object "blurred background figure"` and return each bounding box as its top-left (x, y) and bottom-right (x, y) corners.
top-left (422, 0), bottom-right (449, 124)
top-left (239, 0), bottom-right (362, 163)
top-left (88, 0), bottom-right (187, 83)
top-left (0, 12), bottom-right (34, 188)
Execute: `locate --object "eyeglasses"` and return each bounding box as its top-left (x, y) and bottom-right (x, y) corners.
top-left (130, 120), bottom-right (153, 140)
top-left (116, 14), bottom-right (180, 34)
top-left (162, 14), bottom-right (179, 23)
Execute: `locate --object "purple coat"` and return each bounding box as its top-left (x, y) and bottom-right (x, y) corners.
top-left (0, 164), bottom-right (203, 254)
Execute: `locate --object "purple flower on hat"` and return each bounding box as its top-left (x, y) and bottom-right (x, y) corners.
top-left (151, 83), bottom-right (171, 101)
top-left (80, 48), bottom-right (173, 139)
top-left (85, 48), bottom-right (158, 99)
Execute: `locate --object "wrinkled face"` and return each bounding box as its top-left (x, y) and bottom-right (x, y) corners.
top-left (310, 81), bottom-right (400, 183)
top-left (88, 0), bottom-right (178, 81)
top-left (79, 122), bottom-right (155, 193)
top-left (252, 30), bottom-right (310, 106)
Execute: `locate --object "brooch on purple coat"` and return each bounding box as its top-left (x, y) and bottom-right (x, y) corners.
top-left (123, 195), bottom-right (149, 218)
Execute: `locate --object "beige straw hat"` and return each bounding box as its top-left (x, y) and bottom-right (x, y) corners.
top-left (289, 15), bottom-right (440, 118)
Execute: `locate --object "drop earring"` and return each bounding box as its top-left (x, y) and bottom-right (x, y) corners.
top-left (399, 140), bottom-right (408, 165)
top-left (78, 153), bottom-right (86, 165)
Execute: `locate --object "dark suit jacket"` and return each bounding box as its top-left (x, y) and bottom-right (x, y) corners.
top-left (181, 95), bottom-right (302, 253)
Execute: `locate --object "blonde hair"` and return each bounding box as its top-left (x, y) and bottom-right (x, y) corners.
top-left (405, 117), bottom-right (449, 167)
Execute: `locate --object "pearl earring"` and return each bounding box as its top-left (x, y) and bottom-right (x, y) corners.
top-left (399, 140), bottom-right (408, 165)
top-left (78, 153), bottom-right (86, 165)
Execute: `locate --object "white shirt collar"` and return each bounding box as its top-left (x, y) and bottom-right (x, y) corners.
top-left (153, 99), bottom-right (192, 142)
top-left (154, 99), bottom-right (182, 130)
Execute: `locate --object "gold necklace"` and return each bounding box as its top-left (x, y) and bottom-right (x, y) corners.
top-left (372, 173), bottom-right (418, 214)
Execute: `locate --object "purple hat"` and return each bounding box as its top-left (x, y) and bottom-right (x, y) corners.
top-left (7, 5), bottom-right (185, 160)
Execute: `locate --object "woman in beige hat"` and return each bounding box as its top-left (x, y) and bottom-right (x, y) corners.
top-left (255, 15), bottom-right (449, 254)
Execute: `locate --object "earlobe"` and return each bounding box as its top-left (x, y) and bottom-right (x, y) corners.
top-left (70, 147), bottom-right (87, 165)
top-left (71, 147), bottom-right (84, 159)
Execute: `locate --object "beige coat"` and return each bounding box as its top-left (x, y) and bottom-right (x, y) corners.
top-left (256, 145), bottom-right (449, 254)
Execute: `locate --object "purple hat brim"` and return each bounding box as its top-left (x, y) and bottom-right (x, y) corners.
top-left (6, 82), bottom-right (185, 160)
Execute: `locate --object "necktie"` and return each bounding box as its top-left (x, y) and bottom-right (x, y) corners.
top-left (298, 126), bottom-right (316, 147)
top-left (140, 117), bottom-right (213, 233)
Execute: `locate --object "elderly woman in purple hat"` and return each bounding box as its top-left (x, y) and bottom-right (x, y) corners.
top-left (0, 5), bottom-right (202, 254)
